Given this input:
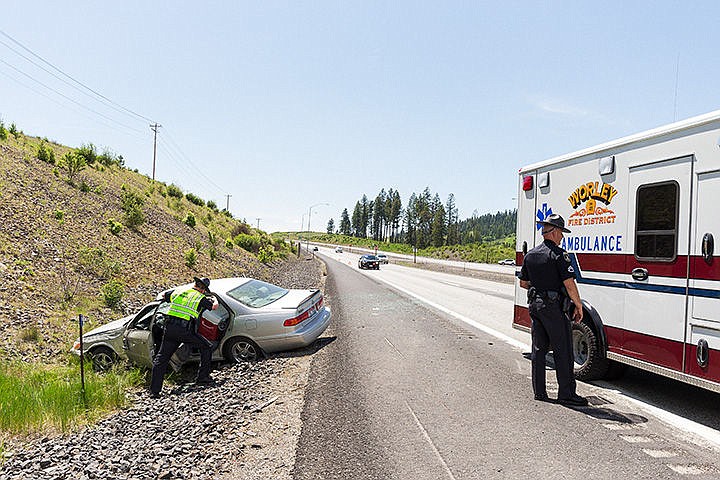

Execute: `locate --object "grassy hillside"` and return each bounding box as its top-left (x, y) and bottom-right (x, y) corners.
top-left (278, 232), bottom-right (515, 263)
top-left (0, 128), bottom-right (291, 365)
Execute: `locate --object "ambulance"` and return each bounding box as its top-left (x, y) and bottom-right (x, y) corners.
top-left (513, 110), bottom-right (720, 392)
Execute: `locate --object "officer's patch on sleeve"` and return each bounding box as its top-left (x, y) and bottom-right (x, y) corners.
top-left (563, 253), bottom-right (571, 263)
top-left (568, 266), bottom-right (575, 273)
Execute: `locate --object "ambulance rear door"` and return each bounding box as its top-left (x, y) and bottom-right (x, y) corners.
top-left (623, 155), bottom-right (693, 372)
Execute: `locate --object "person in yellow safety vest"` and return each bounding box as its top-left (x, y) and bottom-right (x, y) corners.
top-left (150, 277), bottom-right (218, 398)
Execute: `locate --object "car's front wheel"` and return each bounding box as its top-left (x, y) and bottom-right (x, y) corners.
top-left (89, 346), bottom-right (117, 372)
top-left (223, 337), bottom-right (261, 363)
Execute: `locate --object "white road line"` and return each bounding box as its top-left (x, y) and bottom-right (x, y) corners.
top-left (384, 336), bottom-right (405, 358)
top-left (371, 269), bottom-right (720, 452)
top-left (405, 401), bottom-right (456, 480)
top-left (374, 275), bottom-right (528, 351)
top-left (594, 384), bottom-right (720, 451)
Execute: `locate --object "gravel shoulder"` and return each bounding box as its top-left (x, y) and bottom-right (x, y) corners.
top-left (0, 256), bottom-right (326, 480)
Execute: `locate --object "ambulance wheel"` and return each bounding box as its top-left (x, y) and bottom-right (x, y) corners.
top-left (572, 320), bottom-right (608, 381)
top-left (89, 346), bottom-right (117, 372)
top-left (224, 337), bottom-right (260, 363)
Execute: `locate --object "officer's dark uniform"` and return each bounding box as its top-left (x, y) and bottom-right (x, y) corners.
top-left (519, 221), bottom-right (580, 402)
top-left (150, 278), bottom-right (215, 397)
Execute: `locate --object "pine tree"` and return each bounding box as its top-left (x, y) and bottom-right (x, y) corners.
top-left (339, 208), bottom-right (351, 235)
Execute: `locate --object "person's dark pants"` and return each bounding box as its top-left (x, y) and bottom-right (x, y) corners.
top-left (150, 318), bottom-right (212, 395)
top-left (529, 296), bottom-right (577, 400)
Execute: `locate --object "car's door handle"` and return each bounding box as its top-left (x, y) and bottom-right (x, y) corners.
top-left (631, 268), bottom-right (649, 281)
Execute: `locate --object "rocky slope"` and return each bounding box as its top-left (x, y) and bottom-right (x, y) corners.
top-left (0, 233), bottom-right (326, 480)
top-left (0, 135), bottom-right (288, 363)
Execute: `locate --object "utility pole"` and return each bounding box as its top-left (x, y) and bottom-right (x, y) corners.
top-left (256, 218), bottom-right (261, 230)
top-left (150, 123), bottom-right (161, 181)
top-left (225, 194), bottom-right (232, 212)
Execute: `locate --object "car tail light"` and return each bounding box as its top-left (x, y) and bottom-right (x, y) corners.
top-left (284, 309), bottom-right (311, 327)
top-left (522, 175), bottom-right (533, 191)
top-left (284, 296), bottom-right (323, 327)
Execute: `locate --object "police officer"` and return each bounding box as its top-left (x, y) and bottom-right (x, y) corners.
top-left (150, 277), bottom-right (218, 398)
top-left (518, 214), bottom-right (588, 407)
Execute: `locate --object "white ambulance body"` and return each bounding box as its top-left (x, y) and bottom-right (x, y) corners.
top-left (514, 110), bottom-right (720, 392)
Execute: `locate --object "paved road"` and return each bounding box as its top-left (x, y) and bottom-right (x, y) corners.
top-left (292, 253), bottom-right (720, 479)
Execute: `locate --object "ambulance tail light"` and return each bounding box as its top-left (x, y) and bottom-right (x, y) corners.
top-left (522, 175), bottom-right (533, 191)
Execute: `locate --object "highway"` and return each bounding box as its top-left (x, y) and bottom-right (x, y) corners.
top-left (292, 246), bottom-right (720, 479)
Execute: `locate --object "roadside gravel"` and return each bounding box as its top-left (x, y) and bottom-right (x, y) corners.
top-left (0, 255), bottom-right (325, 480)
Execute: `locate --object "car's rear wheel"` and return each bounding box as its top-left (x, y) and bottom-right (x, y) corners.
top-left (223, 337), bottom-right (261, 363)
top-left (89, 346), bottom-right (117, 372)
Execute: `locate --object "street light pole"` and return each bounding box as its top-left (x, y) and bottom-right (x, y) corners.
top-left (306, 202), bottom-right (329, 252)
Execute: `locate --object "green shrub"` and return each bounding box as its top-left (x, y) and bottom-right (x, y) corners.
top-left (225, 238), bottom-right (233, 249)
top-left (97, 147), bottom-right (122, 167)
top-left (231, 223), bottom-right (252, 237)
top-left (257, 245), bottom-right (276, 263)
top-left (80, 180), bottom-right (91, 193)
top-left (234, 233), bottom-right (261, 253)
top-left (101, 280), bottom-right (124, 309)
top-left (121, 189), bottom-right (145, 228)
top-left (9, 123), bottom-right (19, 140)
top-left (184, 212), bottom-right (196, 228)
top-left (209, 247), bottom-right (218, 261)
top-left (0, 122), bottom-right (6, 141)
top-left (184, 248), bottom-right (198, 268)
top-left (76, 143), bottom-right (97, 165)
top-left (59, 152), bottom-right (86, 182)
top-left (167, 184), bottom-right (183, 198)
top-left (185, 192), bottom-right (204, 207)
top-left (37, 142), bottom-right (54, 163)
top-left (207, 231), bottom-right (218, 246)
top-left (207, 200), bottom-right (218, 211)
top-left (53, 209), bottom-right (64, 222)
top-left (108, 219), bottom-right (123, 235)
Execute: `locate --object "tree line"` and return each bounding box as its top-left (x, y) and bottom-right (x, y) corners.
top-left (326, 187), bottom-right (516, 249)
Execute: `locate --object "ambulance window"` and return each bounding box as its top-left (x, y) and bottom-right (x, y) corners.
top-left (635, 181), bottom-right (678, 261)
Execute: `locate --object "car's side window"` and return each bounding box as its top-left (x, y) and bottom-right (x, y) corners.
top-left (135, 309), bottom-right (155, 330)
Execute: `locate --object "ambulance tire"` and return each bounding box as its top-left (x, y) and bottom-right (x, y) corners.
top-left (572, 320), bottom-right (609, 381)
top-left (223, 337), bottom-right (261, 363)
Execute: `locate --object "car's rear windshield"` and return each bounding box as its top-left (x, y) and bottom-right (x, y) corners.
top-left (365, 255), bottom-right (378, 260)
top-left (227, 280), bottom-right (289, 308)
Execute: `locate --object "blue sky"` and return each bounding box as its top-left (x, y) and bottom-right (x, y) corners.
top-left (2, 1), bottom-right (720, 233)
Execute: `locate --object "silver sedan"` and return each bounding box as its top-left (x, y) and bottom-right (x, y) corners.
top-left (73, 277), bottom-right (331, 370)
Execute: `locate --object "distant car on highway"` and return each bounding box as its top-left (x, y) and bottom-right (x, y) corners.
top-left (335, 246), bottom-right (343, 253)
top-left (313, 246), bottom-right (318, 251)
top-left (498, 259), bottom-right (515, 266)
top-left (376, 253), bottom-right (388, 264)
top-left (358, 254), bottom-right (380, 270)
top-left (72, 278), bottom-right (331, 370)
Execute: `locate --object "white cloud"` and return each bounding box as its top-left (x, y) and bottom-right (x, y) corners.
top-left (532, 96), bottom-right (590, 117)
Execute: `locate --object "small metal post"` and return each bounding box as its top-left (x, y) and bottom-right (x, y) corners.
top-left (78, 314), bottom-right (86, 397)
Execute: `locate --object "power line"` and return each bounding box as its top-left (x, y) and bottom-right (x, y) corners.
top-left (0, 57), bottom-right (145, 135)
top-left (161, 129), bottom-right (229, 194)
top-left (0, 66), bottom-right (148, 143)
top-left (0, 29), bottom-right (157, 125)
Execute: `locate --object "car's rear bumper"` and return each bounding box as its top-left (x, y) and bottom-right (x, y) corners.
top-left (260, 307), bottom-right (332, 352)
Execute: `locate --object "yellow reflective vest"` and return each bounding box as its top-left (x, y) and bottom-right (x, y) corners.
top-left (167, 288), bottom-right (205, 322)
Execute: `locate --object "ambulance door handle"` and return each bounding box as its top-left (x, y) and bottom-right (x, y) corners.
top-left (631, 268), bottom-right (649, 281)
